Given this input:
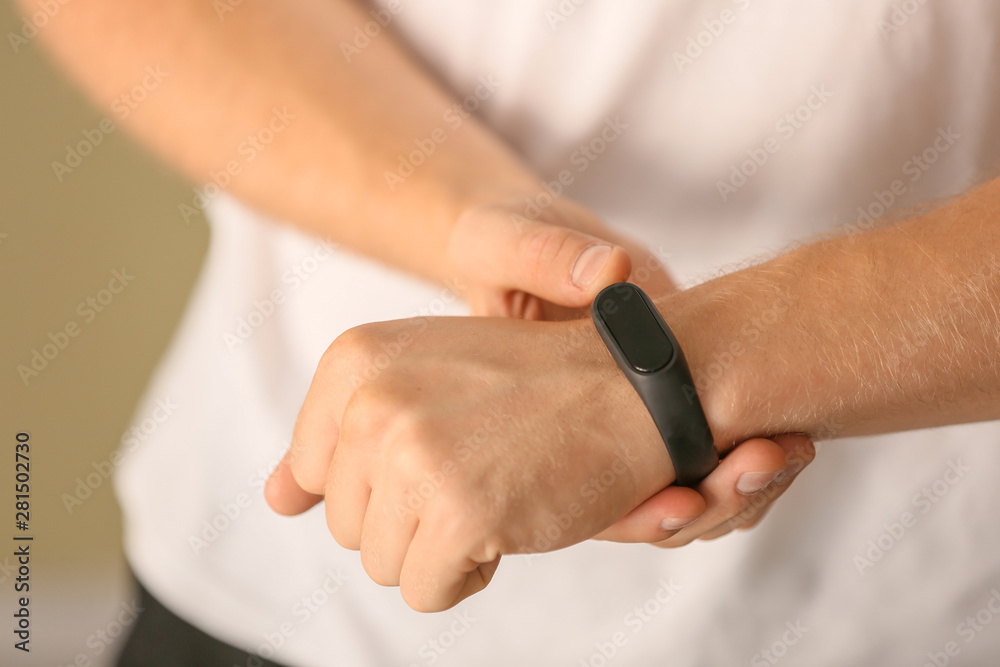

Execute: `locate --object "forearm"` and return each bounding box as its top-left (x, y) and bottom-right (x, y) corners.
top-left (669, 177), bottom-right (1000, 445)
top-left (21, 0), bottom-right (537, 280)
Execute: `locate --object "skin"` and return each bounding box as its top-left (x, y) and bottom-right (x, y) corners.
top-left (24, 0), bottom-right (811, 555)
top-left (268, 315), bottom-right (812, 612)
top-left (267, 176), bottom-right (1000, 612)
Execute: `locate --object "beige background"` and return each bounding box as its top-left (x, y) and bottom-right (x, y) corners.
top-left (1, 0), bottom-right (208, 663)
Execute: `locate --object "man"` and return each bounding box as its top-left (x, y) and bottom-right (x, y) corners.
top-left (28, 0), bottom-right (1000, 664)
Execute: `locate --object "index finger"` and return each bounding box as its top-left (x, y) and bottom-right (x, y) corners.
top-left (266, 328), bottom-right (370, 507)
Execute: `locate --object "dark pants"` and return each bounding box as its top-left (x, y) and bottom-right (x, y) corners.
top-left (116, 576), bottom-right (290, 667)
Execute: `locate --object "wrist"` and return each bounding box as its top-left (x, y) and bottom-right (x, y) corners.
top-left (559, 317), bottom-right (679, 502)
top-left (653, 289), bottom-right (738, 449)
top-left (649, 258), bottom-right (809, 448)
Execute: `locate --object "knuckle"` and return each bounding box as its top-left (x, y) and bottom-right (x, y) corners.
top-left (335, 322), bottom-right (381, 350)
top-left (519, 225), bottom-right (573, 281)
top-left (344, 381), bottom-right (389, 418)
top-left (341, 383), bottom-right (403, 443)
top-left (323, 324), bottom-right (384, 378)
top-left (382, 416), bottom-right (446, 487)
top-left (427, 485), bottom-right (492, 549)
top-left (386, 435), bottom-right (435, 479)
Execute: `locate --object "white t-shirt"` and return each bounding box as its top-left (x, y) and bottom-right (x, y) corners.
top-left (115, 2), bottom-right (1000, 665)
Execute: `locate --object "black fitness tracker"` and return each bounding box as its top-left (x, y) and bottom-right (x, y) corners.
top-left (591, 282), bottom-right (718, 487)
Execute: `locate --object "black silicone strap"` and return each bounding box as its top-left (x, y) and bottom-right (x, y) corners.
top-left (591, 282), bottom-right (718, 486)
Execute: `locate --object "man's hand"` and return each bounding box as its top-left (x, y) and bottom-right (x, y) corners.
top-left (265, 194), bottom-right (818, 593)
top-left (594, 433), bottom-right (815, 546)
top-left (446, 197), bottom-right (675, 320)
top-left (445, 197), bottom-right (815, 546)
top-left (264, 312), bottom-right (814, 611)
top-left (266, 316), bottom-right (680, 611)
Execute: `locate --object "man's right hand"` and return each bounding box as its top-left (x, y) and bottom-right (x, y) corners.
top-left (444, 196), bottom-right (817, 549)
top-left (446, 197), bottom-right (676, 321)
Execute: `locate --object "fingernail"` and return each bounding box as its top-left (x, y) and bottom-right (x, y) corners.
top-left (571, 244), bottom-right (612, 289)
top-left (772, 460), bottom-right (806, 486)
top-left (736, 471), bottom-right (782, 495)
top-left (660, 516), bottom-right (699, 531)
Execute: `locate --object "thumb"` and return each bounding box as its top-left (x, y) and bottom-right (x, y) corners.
top-left (448, 209), bottom-right (632, 308)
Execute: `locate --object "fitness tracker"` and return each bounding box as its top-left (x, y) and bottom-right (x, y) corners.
top-left (591, 282), bottom-right (718, 487)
